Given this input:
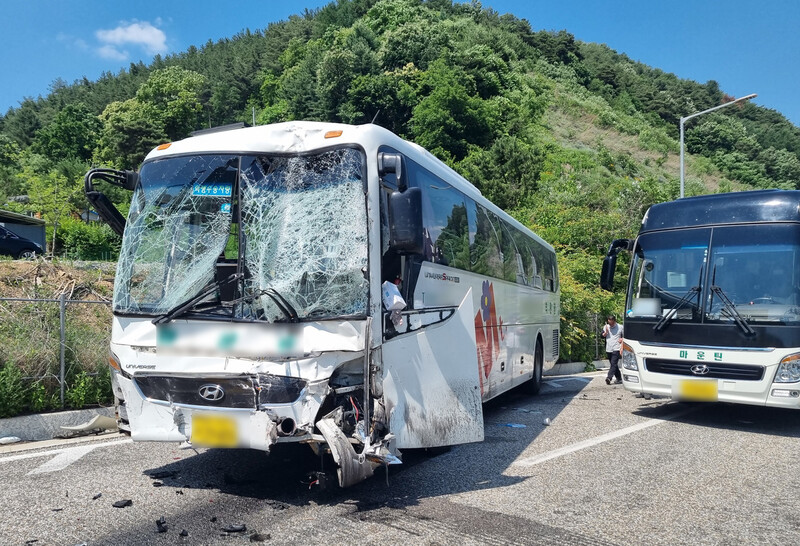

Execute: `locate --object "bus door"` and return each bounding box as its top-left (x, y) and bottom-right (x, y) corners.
top-left (381, 290), bottom-right (484, 449)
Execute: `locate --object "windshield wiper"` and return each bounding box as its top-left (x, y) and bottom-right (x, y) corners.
top-left (711, 285), bottom-right (755, 335)
top-left (233, 286), bottom-right (299, 323)
top-left (152, 272), bottom-right (243, 325)
top-left (263, 288), bottom-right (299, 322)
top-left (653, 285), bottom-right (700, 332)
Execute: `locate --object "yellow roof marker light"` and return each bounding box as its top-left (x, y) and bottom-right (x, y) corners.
top-left (156, 142), bottom-right (172, 150)
top-left (324, 130), bottom-right (343, 139)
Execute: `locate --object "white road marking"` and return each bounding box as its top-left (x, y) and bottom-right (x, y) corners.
top-left (0, 438), bottom-right (132, 474)
top-left (513, 406), bottom-right (697, 467)
top-left (27, 444), bottom-right (100, 475)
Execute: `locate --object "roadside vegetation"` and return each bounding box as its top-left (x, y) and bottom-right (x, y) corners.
top-left (2, 0), bottom-right (799, 415)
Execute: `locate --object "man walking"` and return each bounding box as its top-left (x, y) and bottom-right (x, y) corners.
top-left (601, 314), bottom-right (624, 385)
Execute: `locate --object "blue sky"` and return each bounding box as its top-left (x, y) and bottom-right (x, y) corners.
top-left (2, 1), bottom-right (798, 126)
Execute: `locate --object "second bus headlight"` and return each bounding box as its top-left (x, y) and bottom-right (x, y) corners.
top-left (621, 342), bottom-right (638, 371)
top-left (775, 353), bottom-right (800, 383)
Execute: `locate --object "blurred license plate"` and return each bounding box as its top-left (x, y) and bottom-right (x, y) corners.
top-left (676, 379), bottom-right (718, 401)
top-left (191, 414), bottom-right (238, 447)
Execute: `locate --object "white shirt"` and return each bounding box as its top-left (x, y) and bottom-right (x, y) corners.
top-left (603, 322), bottom-right (623, 352)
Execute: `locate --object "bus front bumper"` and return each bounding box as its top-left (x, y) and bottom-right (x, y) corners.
top-left (622, 370), bottom-right (800, 409)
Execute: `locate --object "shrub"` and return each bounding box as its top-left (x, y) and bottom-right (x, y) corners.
top-left (56, 217), bottom-right (121, 260)
top-left (0, 363), bottom-right (27, 417)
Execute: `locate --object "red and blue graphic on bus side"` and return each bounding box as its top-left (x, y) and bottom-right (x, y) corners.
top-left (474, 280), bottom-right (505, 396)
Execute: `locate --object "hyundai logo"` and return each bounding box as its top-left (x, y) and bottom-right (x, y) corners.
top-left (198, 384), bottom-right (225, 402)
top-left (690, 364), bottom-right (710, 375)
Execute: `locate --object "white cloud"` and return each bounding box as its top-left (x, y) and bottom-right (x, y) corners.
top-left (97, 44), bottom-right (129, 61)
top-left (95, 21), bottom-right (168, 59)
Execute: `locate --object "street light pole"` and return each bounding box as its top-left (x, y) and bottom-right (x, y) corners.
top-left (679, 93), bottom-right (757, 198)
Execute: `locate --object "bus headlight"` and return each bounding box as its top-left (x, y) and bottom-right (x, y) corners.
top-left (775, 353), bottom-right (800, 383)
top-left (621, 342), bottom-right (638, 371)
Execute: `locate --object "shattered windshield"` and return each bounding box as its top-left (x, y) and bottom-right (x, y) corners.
top-left (239, 148), bottom-right (368, 321)
top-left (627, 225), bottom-right (800, 325)
top-left (114, 155), bottom-right (236, 314)
top-left (113, 148), bottom-right (369, 322)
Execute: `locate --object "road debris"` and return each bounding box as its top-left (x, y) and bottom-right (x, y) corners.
top-left (112, 499), bottom-right (133, 508)
top-left (0, 436), bottom-right (22, 444)
top-left (501, 423), bottom-right (527, 428)
top-left (92, 493), bottom-right (102, 500)
top-left (250, 532), bottom-right (270, 542)
top-left (156, 516), bottom-right (168, 533)
top-left (543, 418), bottom-right (551, 426)
top-left (222, 523), bottom-right (247, 533)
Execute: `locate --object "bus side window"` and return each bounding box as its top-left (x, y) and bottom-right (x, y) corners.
top-left (413, 165), bottom-right (470, 270)
top-left (472, 206), bottom-right (503, 279)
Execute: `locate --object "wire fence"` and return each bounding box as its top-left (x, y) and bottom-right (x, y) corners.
top-left (0, 295), bottom-right (112, 408)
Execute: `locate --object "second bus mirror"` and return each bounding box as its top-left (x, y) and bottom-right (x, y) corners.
top-left (389, 187), bottom-right (423, 254)
top-left (600, 255), bottom-right (617, 291)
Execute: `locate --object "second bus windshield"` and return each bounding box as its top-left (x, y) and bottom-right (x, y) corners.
top-left (628, 224), bottom-right (800, 325)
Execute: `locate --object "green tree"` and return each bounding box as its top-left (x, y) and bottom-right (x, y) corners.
top-left (31, 103), bottom-right (101, 162)
top-left (135, 66), bottom-right (206, 140)
top-left (96, 98), bottom-right (167, 169)
top-left (410, 59), bottom-right (492, 160)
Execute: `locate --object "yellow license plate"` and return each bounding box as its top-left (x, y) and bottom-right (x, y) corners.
top-left (676, 379), bottom-right (718, 401)
top-left (190, 414), bottom-right (238, 447)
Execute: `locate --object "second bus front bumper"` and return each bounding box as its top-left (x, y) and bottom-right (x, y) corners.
top-left (620, 344), bottom-right (800, 409)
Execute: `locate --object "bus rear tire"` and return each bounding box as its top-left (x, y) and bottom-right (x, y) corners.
top-left (527, 341), bottom-right (543, 395)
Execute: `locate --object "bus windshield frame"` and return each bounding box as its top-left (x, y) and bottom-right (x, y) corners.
top-left (113, 147), bottom-right (369, 322)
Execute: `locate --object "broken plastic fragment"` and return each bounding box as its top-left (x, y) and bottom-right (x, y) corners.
top-left (112, 499), bottom-right (133, 508)
top-left (156, 516), bottom-right (168, 533)
top-left (0, 436), bottom-right (21, 445)
top-left (502, 423), bottom-right (527, 428)
top-left (180, 529), bottom-right (188, 537)
top-left (92, 493), bottom-right (102, 500)
top-left (222, 524), bottom-right (247, 533)
top-left (543, 418), bottom-right (551, 426)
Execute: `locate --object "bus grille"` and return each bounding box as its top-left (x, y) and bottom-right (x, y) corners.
top-left (644, 359), bottom-right (765, 381)
top-left (134, 374), bottom-right (308, 407)
top-left (135, 375), bottom-right (257, 408)
top-left (552, 330), bottom-right (560, 358)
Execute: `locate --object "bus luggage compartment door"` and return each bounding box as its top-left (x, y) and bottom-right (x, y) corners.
top-left (382, 289), bottom-right (484, 449)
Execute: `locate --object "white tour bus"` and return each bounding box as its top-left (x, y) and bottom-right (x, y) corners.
top-left (85, 121), bottom-right (560, 487)
top-left (601, 190), bottom-right (800, 409)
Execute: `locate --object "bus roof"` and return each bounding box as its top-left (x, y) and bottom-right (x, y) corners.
top-left (143, 121), bottom-right (552, 253)
top-left (641, 189), bottom-right (800, 233)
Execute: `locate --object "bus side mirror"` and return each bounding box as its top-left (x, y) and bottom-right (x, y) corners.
top-left (389, 187), bottom-right (423, 254)
top-left (600, 255), bottom-right (617, 291)
top-left (378, 152), bottom-right (407, 191)
top-left (600, 238), bottom-right (632, 291)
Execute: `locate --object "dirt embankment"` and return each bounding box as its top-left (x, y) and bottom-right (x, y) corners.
top-left (0, 260), bottom-right (116, 301)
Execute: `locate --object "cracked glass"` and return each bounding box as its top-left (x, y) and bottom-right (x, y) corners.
top-left (114, 155), bottom-right (236, 314)
top-left (239, 148), bottom-right (368, 321)
top-left (113, 148), bottom-right (368, 322)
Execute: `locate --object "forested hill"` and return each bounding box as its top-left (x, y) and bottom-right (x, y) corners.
top-left (1, 0), bottom-right (798, 361)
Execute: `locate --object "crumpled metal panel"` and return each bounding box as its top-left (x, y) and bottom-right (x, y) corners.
top-left (381, 290), bottom-right (484, 449)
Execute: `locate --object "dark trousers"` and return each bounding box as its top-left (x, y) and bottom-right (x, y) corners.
top-left (607, 351), bottom-right (622, 381)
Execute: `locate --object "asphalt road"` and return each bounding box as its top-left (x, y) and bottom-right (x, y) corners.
top-left (2, 372), bottom-right (799, 545)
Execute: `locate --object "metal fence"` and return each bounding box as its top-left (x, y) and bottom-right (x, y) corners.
top-left (0, 295), bottom-right (112, 407)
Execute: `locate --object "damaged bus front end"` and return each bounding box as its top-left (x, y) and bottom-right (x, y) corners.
top-left (92, 125), bottom-right (399, 487)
